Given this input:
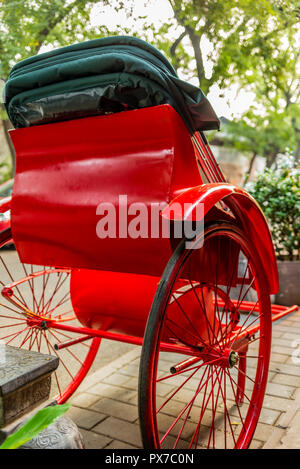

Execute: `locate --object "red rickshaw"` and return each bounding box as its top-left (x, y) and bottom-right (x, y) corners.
top-left (0, 37), bottom-right (297, 449)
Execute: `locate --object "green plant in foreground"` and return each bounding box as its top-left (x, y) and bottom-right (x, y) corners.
top-left (247, 158), bottom-right (300, 261)
top-left (0, 404), bottom-right (70, 450)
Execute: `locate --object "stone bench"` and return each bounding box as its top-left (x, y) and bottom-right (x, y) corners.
top-left (0, 344), bottom-right (83, 449)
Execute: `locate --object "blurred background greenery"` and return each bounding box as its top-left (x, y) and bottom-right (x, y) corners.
top-left (0, 0), bottom-right (299, 185)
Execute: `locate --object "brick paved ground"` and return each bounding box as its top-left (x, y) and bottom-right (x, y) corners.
top-left (67, 308), bottom-right (300, 449)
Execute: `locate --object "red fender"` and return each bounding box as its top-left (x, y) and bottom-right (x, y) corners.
top-left (162, 183), bottom-right (279, 294)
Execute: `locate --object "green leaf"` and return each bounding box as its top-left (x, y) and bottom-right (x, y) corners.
top-left (248, 159), bottom-right (300, 260)
top-left (0, 404), bottom-right (70, 450)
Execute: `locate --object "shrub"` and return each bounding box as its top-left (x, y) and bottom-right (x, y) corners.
top-left (247, 157), bottom-right (299, 261)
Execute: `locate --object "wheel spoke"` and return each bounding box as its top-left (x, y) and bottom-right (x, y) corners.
top-left (199, 282), bottom-right (220, 346)
top-left (207, 366), bottom-right (224, 448)
top-left (21, 263), bottom-right (39, 313)
top-left (44, 274), bottom-right (70, 315)
top-left (231, 311), bottom-right (261, 347)
top-left (19, 327), bottom-right (35, 347)
top-left (0, 244), bottom-right (98, 404)
top-left (232, 365), bottom-right (255, 385)
top-left (0, 302), bottom-right (30, 317)
top-left (226, 370), bottom-right (246, 432)
top-left (38, 270), bottom-right (51, 312)
top-left (157, 366), bottom-right (200, 415)
top-left (218, 372), bottom-right (238, 448)
top-left (188, 280), bottom-right (214, 346)
top-left (172, 292), bottom-right (204, 343)
top-left (42, 332), bottom-right (75, 380)
top-left (190, 366), bottom-right (223, 449)
top-left (218, 247), bottom-right (242, 348)
top-left (224, 369), bottom-right (251, 404)
top-left (0, 256), bottom-right (29, 309)
top-left (43, 330), bottom-right (62, 397)
top-left (1, 325), bottom-right (30, 342)
top-left (165, 317), bottom-right (214, 352)
top-left (172, 373), bottom-right (205, 449)
top-left (0, 321), bottom-right (26, 329)
top-left (160, 365), bottom-right (216, 445)
top-left (42, 272), bottom-right (64, 313)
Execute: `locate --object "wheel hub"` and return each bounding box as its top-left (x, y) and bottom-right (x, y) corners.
top-left (202, 348), bottom-right (239, 369)
top-left (26, 317), bottom-right (48, 330)
top-left (228, 350), bottom-right (239, 368)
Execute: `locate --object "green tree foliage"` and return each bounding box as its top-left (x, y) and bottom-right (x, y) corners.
top-left (113, 1), bottom-right (299, 166)
top-left (152, 1), bottom-right (287, 92)
top-left (0, 0), bottom-right (111, 174)
top-left (0, 0), bottom-right (299, 169)
top-left (216, 0), bottom-right (300, 167)
top-left (161, 1), bottom-right (300, 165)
top-left (0, 0), bottom-right (112, 80)
top-left (222, 108), bottom-right (297, 177)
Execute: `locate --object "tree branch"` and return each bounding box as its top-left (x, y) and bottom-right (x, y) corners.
top-left (35, 0), bottom-right (98, 52)
top-left (169, 2), bottom-right (208, 90)
top-left (170, 31), bottom-right (187, 71)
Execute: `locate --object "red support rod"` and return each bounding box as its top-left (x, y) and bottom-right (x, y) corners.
top-left (199, 132), bottom-right (226, 183)
top-left (230, 304), bottom-right (299, 341)
top-left (217, 300), bottom-right (298, 316)
top-left (193, 132), bottom-right (226, 183)
top-left (54, 334), bottom-right (93, 350)
top-left (192, 135), bottom-right (216, 183)
top-left (44, 319), bottom-right (205, 358)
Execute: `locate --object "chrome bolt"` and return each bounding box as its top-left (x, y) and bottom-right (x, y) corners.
top-left (229, 351), bottom-right (239, 368)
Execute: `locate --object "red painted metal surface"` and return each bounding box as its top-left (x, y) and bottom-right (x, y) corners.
top-left (162, 183), bottom-right (279, 294)
top-left (10, 104), bottom-right (200, 277)
top-left (192, 132), bottom-right (226, 183)
top-left (70, 270), bottom-right (216, 339)
top-left (70, 270), bottom-right (160, 336)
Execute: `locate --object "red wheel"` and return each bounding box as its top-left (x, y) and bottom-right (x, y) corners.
top-left (0, 229), bottom-right (100, 403)
top-left (139, 222), bottom-right (272, 449)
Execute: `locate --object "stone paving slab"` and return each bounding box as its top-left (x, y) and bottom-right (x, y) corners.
top-left (67, 309), bottom-right (300, 449)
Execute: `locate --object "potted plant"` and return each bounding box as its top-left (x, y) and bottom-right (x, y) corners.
top-left (246, 157), bottom-right (300, 306)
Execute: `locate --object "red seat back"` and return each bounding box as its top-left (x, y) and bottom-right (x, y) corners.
top-left (10, 104), bottom-right (200, 276)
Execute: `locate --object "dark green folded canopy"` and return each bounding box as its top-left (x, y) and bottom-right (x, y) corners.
top-left (4, 36), bottom-right (219, 133)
